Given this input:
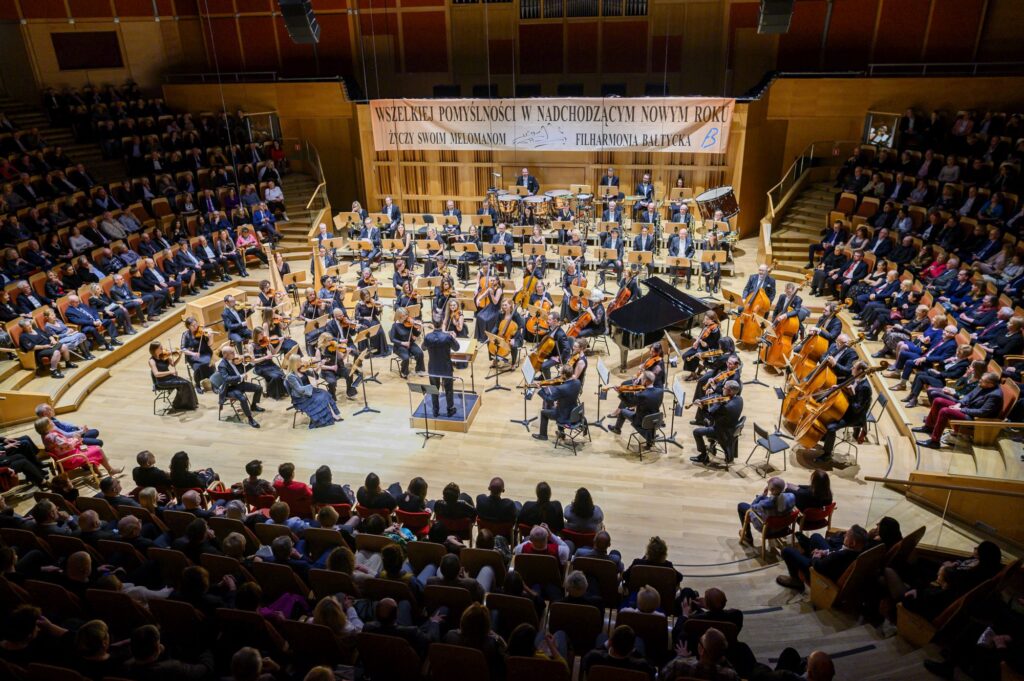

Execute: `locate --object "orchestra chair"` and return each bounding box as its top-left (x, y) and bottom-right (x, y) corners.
top-left (208, 371), bottom-right (245, 422)
top-left (797, 502), bottom-right (837, 533)
top-left (485, 592), bottom-right (540, 639)
top-left (151, 372), bottom-right (177, 415)
top-left (309, 568), bottom-right (360, 600)
top-left (614, 609), bottom-right (671, 666)
top-left (406, 539), bottom-right (445, 573)
top-left (547, 601), bottom-right (603, 663)
top-left (809, 543), bottom-right (886, 612)
top-left (428, 642), bottom-right (490, 681)
top-left (570, 556), bottom-right (619, 612)
top-left (588, 666), bottom-right (651, 681)
top-left (459, 547), bottom-right (507, 590)
top-left (559, 527), bottom-right (596, 549)
top-left (742, 507), bottom-right (800, 561)
top-left (506, 657), bottom-right (570, 681)
top-left (357, 632), bottom-right (424, 680)
top-left (708, 415), bottom-right (746, 465)
top-left (554, 403), bottom-right (590, 456)
top-left (746, 422), bottom-right (790, 475)
top-left (476, 517), bottom-right (515, 542)
top-left (287, 404), bottom-right (309, 429)
top-left (628, 412), bottom-right (665, 460)
top-left (863, 393), bottom-right (889, 445)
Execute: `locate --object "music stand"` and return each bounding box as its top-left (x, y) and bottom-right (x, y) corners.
top-left (452, 243), bottom-right (479, 282)
top-left (557, 244), bottom-right (582, 270)
top-left (469, 215), bottom-right (494, 229)
top-left (351, 350), bottom-right (380, 416)
top-left (522, 243), bottom-right (545, 269)
top-left (591, 358), bottom-right (613, 432)
top-left (626, 250), bottom-right (653, 278)
top-left (744, 317), bottom-right (771, 389)
top-left (664, 256), bottom-right (689, 287)
top-left (773, 382), bottom-right (793, 440)
top-left (695, 251), bottom-right (726, 302)
top-left (656, 378), bottom-right (685, 450)
top-left (354, 326), bottom-right (382, 384)
top-left (592, 247), bottom-right (619, 291)
top-left (408, 382), bottom-right (444, 447)
top-left (484, 332), bottom-right (512, 392)
top-left (597, 185), bottom-right (619, 199)
top-left (511, 360), bottom-right (538, 431)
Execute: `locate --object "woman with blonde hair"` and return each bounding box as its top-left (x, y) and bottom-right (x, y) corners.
top-left (285, 353), bottom-right (343, 427)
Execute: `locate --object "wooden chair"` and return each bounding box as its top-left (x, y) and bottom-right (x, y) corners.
top-left (0, 528), bottom-right (52, 558)
top-left (354, 533), bottom-right (396, 553)
top-left (513, 553), bottom-right (564, 598)
top-left (359, 577), bottom-right (416, 604)
top-left (797, 502), bottom-right (837, 533)
top-left (147, 547), bottom-right (192, 588)
top-left (33, 490), bottom-right (79, 516)
top-left (949, 379), bottom-right (1021, 445)
top-left (406, 540), bottom-right (446, 573)
top-left (810, 543), bottom-right (886, 612)
top-left (252, 522), bottom-right (295, 546)
top-left (0, 576), bottom-right (29, 612)
top-left (681, 618), bottom-right (740, 647)
top-left (559, 528), bottom-right (596, 549)
top-left (548, 601), bottom-right (603, 660)
top-left (588, 666), bottom-right (651, 681)
top-left (571, 556), bottom-right (620, 612)
top-left (354, 504), bottom-right (393, 521)
top-left (884, 525), bottom-right (926, 573)
top-left (476, 517), bottom-right (515, 542)
top-left (44, 534), bottom-right (103, 563)
top-left (460, 548), bottom-right (507, 590)
top-left (22, 580), bottom-right (85, 620)
top-left (356, 632), bottom-right (424, 680)
top-left (95, 540), bottom-right (148, 572)
top-left (116, 505), bottom-right (169, 534)
top-left (428, 642), bottom-right (490, 681)
top-left (485, 592), bottom-right (539, 639)
top-left (742, 508), bottom-right (800, 560)
top-left (303, 527), bottom-right (346, 560)
top-left (161, 509), bottom-right (198, 538)
top-left (26, 664), bottom-right (85, 681)
top-left (85, 588), bottom-right (155, 636)
top-left (396, 509), bottom-right (432, 538)
top-left (308, 568), bottom-right (360, 600)
top-left (216, 607), bottom-right (287, 654)
top-left (200, 553), bottom-right (256, 584)
top-left (625, 564), bottom-right (679, 614)
top-left (250, 560), bottom-right (310, 600)
top-left (279, 618), bottom-right (355, 667)
top-left (505, 656), bottom-right (570, 681)
top-left (614, 609), bottom-right (671, 665)
top-left (148, 598), bottom-right (205, 647)
top-left (207, 516), bottom-right (261, 554)
top-left (424, 584), bottom-right (475, 622)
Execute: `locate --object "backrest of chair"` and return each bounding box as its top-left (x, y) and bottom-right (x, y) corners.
top-left (207, 516), bottom-right (260, 554)
top-left (753, 422), bottom-right (769, 440)
top-left (161, 509), bottom-right (197, 538)
top-left (85, 588), bottom-right (155, 631)
top-left (215, 607), bottom-right (283, 652)
top-left (681, 617), bottom-right (739, 646)
top-left (308, 568), bottom-right (360, 600)
top-left (279, 619), bottom-right (352, 666)
top-left (0, 528), bottom-right (51, 556)
top-left (571, 556), bottom-right (620, 610)
top-left (587, 666), bottom-right (650, 681)
top-left (548, 601), bottom-right (603, 656)
top-left (799, 503), bottom-right (836, 531)
top-left (74, 496), bottom-right (118, 522)
top-left (885, 525), bottom-right (927, 570)
top-left (200, 553), bottom-right (255, 584)
top-left (833, 543), bottom-right (887, 610)
top-left (484, 592), bottom-right (539, 637)
top-left (406, 539), bottom-right (446, 573)
top-left (428, 642), bottom-right (490, 681)
top-left (360, 577), bottom-right (415, 603)
top-left (640, 412), bottom-right (663, 429)
top-left (476, 517), bottom-right (514, 541)
top-left (626, 564), bottom-right (678, 612)
top-left (27, 664), bottom-right (85, 681)
top-left (117, 504), bottom-right (168, 533)
top-left (147, 547), bottom-right (191, 587)
top-left (613, 609), bottom-right (669, 663)
top-left (353, 533), bottom-right (396, 553)
top-left (424, 584), bottom-right (474, 623)
top-left (33, 491), bottom-right (78, 516)
top-left (1000, 380), bottom-right (1019, 418)
top-left (460, 548), bottom-right (507, 589)
top-left (23, 579), bottom-right (84, 620)
top-left (303, 527), bottom-right (345, 560)
top-left (45, 534), bottom-right (102, 563)
top-left (355, 504), bottom-right (393, 521)
top-left (505, 656), bottom-right (570, 681)
top-left (764, 509), bottom-right (800, 533)
top-left (148, 597), bottom-right (204, 640)
top-left (560, 527), bottom-right (596, 549)
top-left (251, 560), bottom-right (309, 600)
top-left (513, 552), bottom-right (563, 589)
top-left (396, 508), bottom-right (432, 532)
top-left (356, 632), bottom-right (422, 680)
top-left (253, 521), bottom-right (293, 545)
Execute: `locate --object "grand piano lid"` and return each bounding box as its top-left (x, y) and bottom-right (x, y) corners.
top-left (607, 277), bottom-right (713, 333)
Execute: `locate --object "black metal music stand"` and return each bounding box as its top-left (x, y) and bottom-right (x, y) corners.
top-left (408, 382), bottom-right (444, 447)
top-left (511, 361), bottom-right (538, 431)
top-left (744, 337), bottom-right (770, 388)
top-left (655, 380), bottom-right (685, 450)
top-left (351, 351), bottom-right (380, 416)
top-left (590, 358), bottom-right (612, 432)
top-left (354, 326), bottom-right (382, 385)
top-left (773, 385), bottom-right (793, 440)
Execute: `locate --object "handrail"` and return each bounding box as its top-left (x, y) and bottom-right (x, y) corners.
top-left (305, 182), bottom-right (327, 212)
top-left (867, 61), bottom-right (1024, 77)
top-left (865, 476), bottom-right (1024, 499)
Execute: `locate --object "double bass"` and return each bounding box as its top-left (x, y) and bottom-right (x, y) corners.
top-left (793, 363), bottom-right (887, 448)
top-left (782, 333), bottom-right (867, 434)
top-left (790, 299), bottom-right (851, 380)
top-left (758, 276), bottom-right (810, 370)
top-left (733, 263), bottom-right (775, 346)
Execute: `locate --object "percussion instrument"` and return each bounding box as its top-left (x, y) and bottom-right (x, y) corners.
top-left (575, 193), bottom-right (594, 213)
top-left (695, 186), bottom-right (739, 221)
top-left (545, 189), bottom-right (574, 212)
top-left (524, 195), bottom-right (552, 219)
top-left (497, 193), bottom-right (522, 222)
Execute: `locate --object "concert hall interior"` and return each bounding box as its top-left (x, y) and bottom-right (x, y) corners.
top-left (1, 1), bottom-right (1024, 680)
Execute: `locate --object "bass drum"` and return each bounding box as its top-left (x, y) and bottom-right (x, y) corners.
top-left (695, 186), bottom-right (739, 221)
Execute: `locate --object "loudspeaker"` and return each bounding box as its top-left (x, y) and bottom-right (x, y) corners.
top-left (757, 0), bottom-right (794, 34)
top-left (278, 0), bottom-right (320, 45)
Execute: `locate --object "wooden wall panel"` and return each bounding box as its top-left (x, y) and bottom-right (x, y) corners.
top-left (205, 17), bottom-right (243, 71)
top-left (566, 22), bottom-right (598, 74)
top-left (0, 0), bottom-right (20, 20)
top-left (238, 16), bottom-right (279, 71)
top-left (275, 14), bottom-right (317, 75)
top-left (519, 23), bottom-right (563, 75)
top-left (651, 35), bottom-right (682, 73)
top-left (317, 13), bottom-right (354, 75)
top-left (601, 20), bottom-right (647, 74)
top-left (204, 0), bottom-right (236, 14)
top-left (488, 38), bottom-right (515, 75)
top-left (20, 0), bottom-right (67, 19)
top-left (67, 0), bottom-right (114, 17)
top-left (924, 0), bottom-right (983, 62)
top-left (114, 0), bottom-right (156, 16)
top-left (872, 0), bottom-right (930, 63)
top-left (977, 0), bottom-right (1024, 61)
top-left (776, 0), bottom-right (825, 71)
top-left (824, 0), bottom-right (877, 70)
top-left (682, 1), bottom-right (725, 95)
top-left (359, 10), bottom-right (399, 36)
top-left (170, 0), bottom-right (196, 16)
top-left (401, 11), bottom-right (448, 73)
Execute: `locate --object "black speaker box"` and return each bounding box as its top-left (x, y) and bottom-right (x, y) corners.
top-left (279, 0), bottom-right (321, 45)
top-left (758, 0), bottom-right (794, 34)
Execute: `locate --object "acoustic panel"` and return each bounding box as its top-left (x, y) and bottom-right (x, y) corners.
top-left (51, 32), bottom-right (123, 70)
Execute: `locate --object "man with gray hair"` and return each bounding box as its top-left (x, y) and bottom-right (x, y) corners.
top-left (818, 360), bottom-right (872, 462)
top-left (777, 524), bottom-right (869, 592)
top-left (691, 379), bottom-right (743, 465)
top-left (978, 314), bottom-right (1024, 363)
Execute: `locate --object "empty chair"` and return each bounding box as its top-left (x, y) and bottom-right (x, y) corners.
top-left (428, 642), bottom-right (490, 681)
top-left (357, 632), bottom-right (423, 679)
top-left (746, 422), bottom-right (790, 473)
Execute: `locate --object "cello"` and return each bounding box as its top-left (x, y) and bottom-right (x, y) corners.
top-left (514, 271), bottom-right (539, 309)
top-left (793, 363), bottom-right (887, 448)
top-left (488, 315), bottom-right (518, 359)
top-left (566, 308), bottom-right (594, 338)
top-left (733, 263), bottom-right (775, 346)
top-left (606, 281), bottom-right (632, 316)
top-left (528, 330), bottom-right (558, 371)
top-left (567, 271), bottom-right (589, 314)
top-left (758, 276), bottom-right (810, 370)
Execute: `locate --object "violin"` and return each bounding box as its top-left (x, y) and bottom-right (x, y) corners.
top-left (257, 336), bottom-right (271, 348)
top-left (697, 349), bottom-right (723, 360)
top-left (525, 377), bottom-right (566, 389)
top-left (698, 321), bottom-right (719, 345)
top-left (403, 317), bottom-right (423, 331)
top-left (685, 394), bottom-right (730, 410)
top-left (192, 324), bottom-right (209, 339)
top-left (157, 348), bottom-right (182, 361)
top-left (599, 384), bottom-right (645, 396)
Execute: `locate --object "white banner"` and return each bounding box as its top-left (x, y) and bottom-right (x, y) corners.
top-left (369, 97), bottom-right (735, 154)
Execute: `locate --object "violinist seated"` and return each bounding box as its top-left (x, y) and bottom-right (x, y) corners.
top-left (395, 280), bottom-right (421, 316)
top-left (215, 345), bottom-right (265, 428)
top-left (694, 337), bottom-right (737, 393)
top-left (607, 370), bottom-right (664, 450)
top-left (390, 306), bottom-right (424, 379)
top-left (565, 229), bottom-right (587, 270)
top-left (256, 279), bottom-right (283, 325)
top-left (690, 379), bottom-right (743, 465)
top-left (392, 259), bottom-right (413, 291)
top-left (738, 264), bottom-right (777, 311)
top-left (149, 341), bottom-right (199, 411)
top-left (816, 361), bottom-right (873, 462)
top-left (316, 334), bottom-right (358, 400)
top-left (667, 226), bottom-right (696, 287)
top-left (221, 294), bottom-right (253, 351)
top-left (181, 316), bottom-right (215, 392)
top-left (887, 325), bottom-right (958, 390)
top-left (300, 288), bottom-right (330, 352)
top-left (600, 227), bottom-right (625, 280)
top-left (489, 298), bottom-right (524, 366)
top-left (490, 223), bottom-right (514, 273)
top-left (422, 226), bottom-right (445, 277)
top-left (619, 265), bottom-right (642, 303)
top-left (560, 260), bottom-right (585, 320)
top-left (455, 225), bottom-right (482, 279)
top-left (355, 287), bottom-right (389, 356)
top-left (682, 311), bottom-right (721, 380)
top-left (324, 306), bottom-right (355, 342)
top-left (574, 292), bottom-right (606, 339)
top-left (285, 354), bottom-right (343, 428)
top-left (267, 313), bottom-right (299, 357)
top-left (913, 371), bottom-right (1003, 449)
top-left (540, 310), bottom-right (574, 379)
top-left (531, 364), bottom-right (583, 442)
top-left (249, 328), bottom-right (288, 400)
top-left (694, 354), bottom-right (742, 423)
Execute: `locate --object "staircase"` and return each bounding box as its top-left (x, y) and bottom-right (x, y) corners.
top-left (275, 172), bottom-right (320, 269)
top-left (769, 181), bottom-right (834, 281)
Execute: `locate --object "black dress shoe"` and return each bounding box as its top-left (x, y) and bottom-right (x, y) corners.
top-left (607, 426), bottom-right (621, 435)
top-left (111, 340), bottom-right (123, 346)
top-left (916, 439), bottom-right (941, 449)
top-left (911, 425), bottom-right (930, 433)
top-left (251, 405), bottom-right (266, 413)
top-left (249, 420), bottom-right (261, 429)
top-left (84, 354), bottom-right (96, 360)
top-left (446, 409), bottom-right (457, 417)
top-left (689, 454), bottom-right (709, 464)
top-left (532, 433), bottom-right (548, 441)
top-left (51, 370), bottom-right (65, 379)
top-left (814, 454), bottom-right (832, 463)
top-left (65, 362), bottom-right (79, 369)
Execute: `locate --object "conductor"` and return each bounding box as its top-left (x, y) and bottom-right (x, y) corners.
top-left (423, 323), bottom-right (460, 418)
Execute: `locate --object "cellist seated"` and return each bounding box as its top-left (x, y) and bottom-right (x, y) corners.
top-left (816, 360), bottom-right (872, 463)
top-left (574, 294), bottom-right (606, 339)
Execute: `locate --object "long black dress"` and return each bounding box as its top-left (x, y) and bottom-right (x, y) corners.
top-left (152, 357), bottom-right (199, 411)
top-left (252, 344), bottom-right (288, 399)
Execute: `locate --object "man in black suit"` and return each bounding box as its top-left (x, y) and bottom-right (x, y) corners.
top-left (441, 200), bottom-right (462, 234)
top-left (140, 257), bottom-right (181, 303)
top-left (359, 217), bottom-right (382, 268)
top-left (777, 525), bottom-right (869, 592)
top-left (516, 167), bottom-right (540, 195)
top-left (381, 196), bottom-right (401, 233)
top-left (632, 224), bottom-right (655, 253)
top-left (116, 272), bottom-right (162, 320)
top-left (475, 477), bottom-right (519, 522)
top-left (601, 227), bottom-right (625, 280)
top-left (13, 280), bottom-right (50, 313)
top-left (490, 223), bottom-right (514, 272)
top-left (221, 295), bottom-right (253, 350)
top-left (913, 372), bottom-right (1004, 449)
top-left (215, 346), bottom-right (264, 428)
top-left (532, 365), bottom-right (583, 442)
top-left (95, 476), bottom-right (140, 509)
top-left (599, 167), bottom-right (619, 188)
top-left (771, 282), bottom-right (804, 322)
top-left (980, 316), bottom-right (1024, 364)
top-left (865, 228), bottom-right (894, 259)
top-left (691, 380), bottom-right (743, 464)
top-left (540, 310), bottom-right (574, 379)
top-left (740, 263), bottom-right (777, 308)
top-left (806, 302), bottom-right (843, 343)
top-left (825, 249), bottom-right (867, 300)
top-left (821, 333), bottom-right (858, 380)
top-left (633, 172), bottom-right (655, 216)
top-left (601, 199), bottom-right (623, 224)
top-left (817, 360), bottom-right (872, 462)
top-left (423, 324), bottom-right (460, 417)
top-left (607, 371), bottom-right (663, 449)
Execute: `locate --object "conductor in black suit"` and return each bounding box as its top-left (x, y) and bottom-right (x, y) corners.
top-left (691, 380), bottom-right (743, 464)
top-left (608, 371), bottom-right (663, 449)
top-left (516, 167), bottom-right (540, 195)
top-left (424, 324), bottom-right (460, 417)
top-left (532, 365), bottom-right (582, 442)
top-left (739, 263), bottom-right (776, 309)
top-left (817, 360), bottom-right (872, 462)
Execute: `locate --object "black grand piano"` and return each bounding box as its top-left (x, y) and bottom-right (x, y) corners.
top-left (607, 277), bottom-right (720, 371)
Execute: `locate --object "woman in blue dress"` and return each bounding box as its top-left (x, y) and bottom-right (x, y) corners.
top-left (285, 354), bottom-right (343, 428)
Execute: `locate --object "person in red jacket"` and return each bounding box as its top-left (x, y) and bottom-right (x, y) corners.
top-left (273, 462), bottom-right (312, 517)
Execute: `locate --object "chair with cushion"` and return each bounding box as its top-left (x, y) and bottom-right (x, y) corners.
top-left (23, 580), bottom-right (85, 621)
top-left (396, 508), bottom-right (432, 538)
top-left (513, 553), bottom-right (564, 599)
top-left (797, 502), bottom-right (837, 533)
top-left (547, 601), bottom-right (603, 662)
top-left (476, 517), bottom-right (515, 542)
top-left (251, 560), bottom-right (310, 601)
top-left (406, 539), bottom-right (446, 574)
top-left (355, 504), bottom-right (393, 522)
top-left (428, 642), bottom-right (490, 681)
top-left (505, 657), bottom-right (569, 681)
top-left (356, 632), bottom-right (423, 680)
top-left (554, 403), bottom-right (590, 456)
top-left (559, 527), bottom-right (596, 549)
top-left (614, 609), bottom-right (670, 666)
top-left (424, 584), bottom-right (475, 622)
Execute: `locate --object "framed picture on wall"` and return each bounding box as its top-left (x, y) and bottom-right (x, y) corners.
top-left (863, 111), bottom-right (900, 149)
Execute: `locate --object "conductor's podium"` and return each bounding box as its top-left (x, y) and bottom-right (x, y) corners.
top-left (407, 338), bottom-right (481, 433)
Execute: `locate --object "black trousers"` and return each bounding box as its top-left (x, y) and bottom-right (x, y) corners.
top-left (538, 406), bottom-right (559, 437)
top-left (394, 343), bottom-right (424, 375)
top-left (224, 382), bottom-right (262, 420)
top-left (322, 367), bottom-right (355, 399)
top-left (430, 375), bottom-right (455, 414)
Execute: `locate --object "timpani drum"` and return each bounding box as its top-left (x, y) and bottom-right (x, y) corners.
top-left (694, 186), bottom-right (739, 220)
top-left (524, 195), bottom-right (552, 220)
top-left (575, 193), bottom-right (594, 214)
top-left (496, 193), bottom-right (522, 222)
top-left (545, 189), bottom-right (574, 212)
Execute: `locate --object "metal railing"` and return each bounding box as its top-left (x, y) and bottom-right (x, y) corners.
top-left (867, 61), bottom-right (1024, 77)
top-left (764, 139), bottom-right (859, 220)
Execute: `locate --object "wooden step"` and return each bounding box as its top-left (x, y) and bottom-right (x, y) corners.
top-left (53, 368), bottom-right (111, 413)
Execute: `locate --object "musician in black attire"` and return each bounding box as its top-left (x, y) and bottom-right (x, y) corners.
top-left (738, 264), bottom-right (777, 310)
top-left (215, 346), bottom-right (264, 428)
top-left (606, 371), bottom-right (663, 450)
top-left (148, 341), bottom-right (199, 411)
top-left (805, 302), bottom-right (843, 342)
top-left (694, 354), bottom-right (742, 423)
top-left (600, 227), bottom-right (625, 281)
top-left (817, 361), bottom-right (872, 463)
top-left (389, 307), bottom-right (424, 378)
top-left (531, 364), bottom-right (583, 442)
top-left (180, 317), bottom-right (215, 392)
top-left (423, 323), bottom-right (460, 417)
top-left (221, 295), bottom-right (252, 351)
top-left (682, 311), bottom-right (721, 379)
top-left (821, 333), bottom-right (858, 379)
top-left (771, 282), bottom-right (804, 322)
top-left (355, 288), bottom-right (389, 356)
top-left (694, 337), bottom-right (736, 395)
top-left (316, 335), bottom-right (357, 400)
top-left (249, 327), bottom-right (287, 400)
top-left (575, 293), bottom-right (606, 339)
top-left (690, 379), bottom-right (743, 465)
top-left (540, 310), bottom-right (574, 379)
